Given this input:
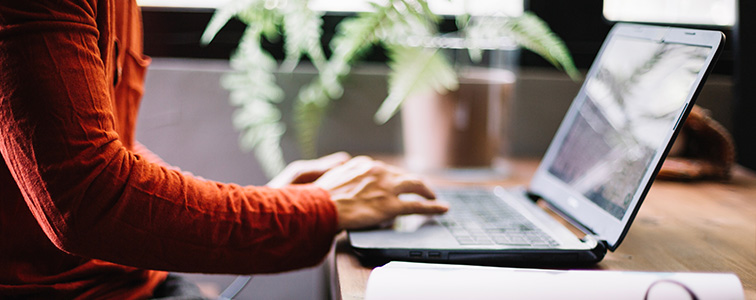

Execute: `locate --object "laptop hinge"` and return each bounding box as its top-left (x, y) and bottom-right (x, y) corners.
top-left (582, 233), bottom-right (609, 250)
top-left (527, 191), bottom-right (600, 238)
top-left (525, 191), bottom-right (541, 203)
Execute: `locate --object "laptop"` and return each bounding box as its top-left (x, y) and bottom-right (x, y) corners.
top-left (348, 23), bottom-right (725, 267)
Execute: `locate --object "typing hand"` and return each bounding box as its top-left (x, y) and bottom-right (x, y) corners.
top-left (267, 152), bottom-right (352, 188)
top-left (314, 156), bottom-right (449, 230)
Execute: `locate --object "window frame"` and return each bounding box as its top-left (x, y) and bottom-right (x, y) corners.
top-left (141, 1), bottom-right (733, 74)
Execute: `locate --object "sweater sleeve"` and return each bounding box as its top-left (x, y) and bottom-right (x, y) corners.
top-left (0, 1), bottom-right (338, 274)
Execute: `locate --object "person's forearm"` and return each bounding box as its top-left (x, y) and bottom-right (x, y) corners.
top-left (0, 2), bottom-right (338, 274)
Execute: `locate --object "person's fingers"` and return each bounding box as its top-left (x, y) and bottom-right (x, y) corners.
top-left (392, 176), bottom-right (436, 199)
top-left (396, 200), bottom-right (449, 216)
top-left (348, 155), bottom-right (375, 164)
top-left (273, 152), bottom-right (351, 185)
top-left (317, 151), bottom-right (352, 167)
top-left (290, 170), bottom-right (327, 184)
top-left (300, 152), bottom-right (353, 176)
top-left (325, 155), bottom-right (373, 176)
top-left (383, 163), bottom-right (405, 174)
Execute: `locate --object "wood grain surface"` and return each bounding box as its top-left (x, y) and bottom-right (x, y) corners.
top-left (330, 159), bottom-right (756, 300)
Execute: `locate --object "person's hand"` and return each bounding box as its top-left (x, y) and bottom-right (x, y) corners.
top-left (267, 152), bottom-right (352, 188)
top-left (313, 156), bottom-right (449, 230)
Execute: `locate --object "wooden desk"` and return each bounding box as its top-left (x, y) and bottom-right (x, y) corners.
top-left (330, 159), bottom-right (756, 300)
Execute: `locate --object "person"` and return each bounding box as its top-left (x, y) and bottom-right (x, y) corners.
top-left (0, 1), bottom-right (448, 298)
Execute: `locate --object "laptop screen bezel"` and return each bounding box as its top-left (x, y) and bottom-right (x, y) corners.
top-left (528, 23), bottom-right (724, 251)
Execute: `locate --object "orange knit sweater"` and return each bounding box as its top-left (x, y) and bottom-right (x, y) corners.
top-left (0, 1), bottom-right (338, 298)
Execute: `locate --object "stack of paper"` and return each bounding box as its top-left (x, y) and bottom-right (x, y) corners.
top-left (365, 262), bottom-right (744, 300)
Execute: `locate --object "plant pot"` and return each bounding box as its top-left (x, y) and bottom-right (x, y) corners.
top-left (401, 67), bottom-right (515, 177)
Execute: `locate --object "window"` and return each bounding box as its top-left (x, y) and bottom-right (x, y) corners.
top-left (603, 0), bottom-right (735, 26)
top-left (136, 0), bottom-right (523, 16)
top-left (136, 0), bottom-right (227, 8)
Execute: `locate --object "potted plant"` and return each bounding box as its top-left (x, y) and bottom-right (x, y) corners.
top-left (201, 0), bottom-right (579, 177)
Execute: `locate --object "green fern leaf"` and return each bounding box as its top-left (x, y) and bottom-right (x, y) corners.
top-left (464, 12), bottom-right (580, 81)
top-left (237, 4), bottom-right (283, 41)
top-left (204, 0), bottom-right (579, 177)
top-left (374, 46), bottom-right (458, 124)
top-left (281, 0), bottom-right (327, 71)
top-left (291, 5), bottom-right (394, 158)
top-left (293, 90), bottom-right (329, 159)
top-left (504, 12), bottom-right (581, 80)
top-left (223, 27), bottom-right (287, 177)
top-left (201, 0), bottom-right (258, 45)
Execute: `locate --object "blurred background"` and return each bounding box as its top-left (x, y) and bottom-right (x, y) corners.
top-left (134, 0), bottom-right (747, 298)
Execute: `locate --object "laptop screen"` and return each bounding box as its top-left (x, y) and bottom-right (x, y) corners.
top-left (530, 24), bottom-right (723, 250)
top-left (547, 37), bottom-right (712, 220)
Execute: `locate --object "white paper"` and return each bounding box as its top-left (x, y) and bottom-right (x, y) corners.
top-left (365, 262), bottom-right (744, 300)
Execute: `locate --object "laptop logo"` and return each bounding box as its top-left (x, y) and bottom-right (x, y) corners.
top-left (568, 197), bottom-right (580, 209)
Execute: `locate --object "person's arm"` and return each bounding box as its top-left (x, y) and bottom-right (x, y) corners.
top-left (0, 2), bottom-right (336, 274)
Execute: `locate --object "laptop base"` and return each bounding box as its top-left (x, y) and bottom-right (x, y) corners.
top-left (349, 240), bottom-right (607, 268)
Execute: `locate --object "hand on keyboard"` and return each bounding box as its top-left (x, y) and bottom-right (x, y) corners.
top-left (315, 156), bottom-right (449, 230)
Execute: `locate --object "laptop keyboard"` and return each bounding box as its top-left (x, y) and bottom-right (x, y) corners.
top-left (435, 189), bottom-right (559, 247)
